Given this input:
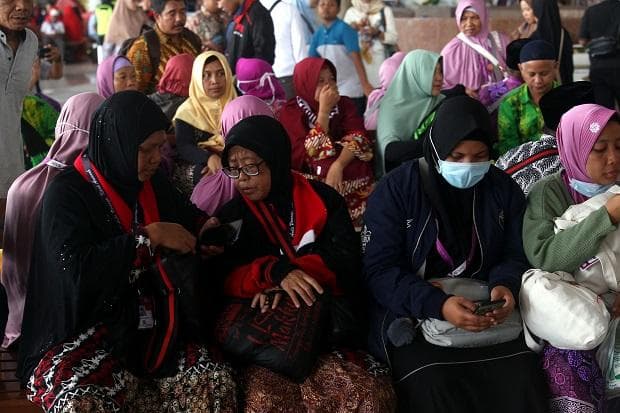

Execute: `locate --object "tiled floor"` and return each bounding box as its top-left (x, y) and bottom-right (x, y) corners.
top-left (40, 61), bottom-right (98, 105)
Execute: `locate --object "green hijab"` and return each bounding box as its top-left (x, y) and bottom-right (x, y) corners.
top-left (376, 50), bottom-right (445, 175)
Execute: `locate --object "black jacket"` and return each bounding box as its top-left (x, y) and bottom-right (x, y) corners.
top-left (225, 0), bottom-right (275, 74)
top-left (362, 160), bottom-right (529, 362)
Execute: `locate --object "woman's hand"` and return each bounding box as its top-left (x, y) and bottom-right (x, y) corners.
top-left (441, 296), bottom-right (494, 332)
top-left (280, 269), bottom-right (324, 308)
top-left (605, 194), bottom-right (620, 224)
top-left (201, 154), bottom-right (223, 177)
top-left (465, 88), bottom-right (479, 99)
top-left (488, 285), bottom-right (516, 324)
top-left (198, 217), bottom-right (225, 258)
top-left (318, 84), bottom-right (340, 114)
top-left (144, 222), bottom-right (196, 254)
top-left (251, 290), bottom-right (284, 313)
top-left (325, 161), bottom-right (344, 192)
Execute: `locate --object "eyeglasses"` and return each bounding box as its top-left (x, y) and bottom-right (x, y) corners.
top-left (222, 160), bottom-right (265, 179)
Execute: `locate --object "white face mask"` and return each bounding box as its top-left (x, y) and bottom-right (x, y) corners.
top-left (236, 72), bottom-right (277, 105)
top-left (569, 178), bottom-right (613, 198)
top-left (429, 126), bottom-right (490, 189)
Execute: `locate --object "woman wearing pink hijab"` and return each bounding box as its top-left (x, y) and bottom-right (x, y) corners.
top-left (96, 55), bottom-right (138, 98)
top-left (363, 51), bottom-right (405, 132)
top-left (523, 104), bottom-right (620, 413)
top-left (441, 0), bottom-right (509, 97)
top-left (190, 95), bottom-right (274, 215)
top-left (235, 58), bottom-right (287, 115)
top-left (1, 92), bottom-right (105, 348)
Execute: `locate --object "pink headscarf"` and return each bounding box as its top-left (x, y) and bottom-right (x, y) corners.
top-left (190, 96), bottom-right (275, 215)
top-left (235, 58), bottom-right (286, 105)
top-left (157, 53), bottom-right (194, 97)
top-left (557, 103), bottom-right (617, 203)
top-left (96, 55), bottom-right (133, 98)
top-left (440, 0), bottom-right (508, 91)
top-left (364, 51), bottom-right (405, 131)
top-left (1, 92), bottom-right (104, 347)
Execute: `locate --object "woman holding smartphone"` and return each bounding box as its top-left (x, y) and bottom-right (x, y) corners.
top-left (362, 95), bottom-right (548, 412)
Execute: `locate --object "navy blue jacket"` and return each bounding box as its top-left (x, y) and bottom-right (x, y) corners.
top-left (362, 159), bottom-right (529, 362)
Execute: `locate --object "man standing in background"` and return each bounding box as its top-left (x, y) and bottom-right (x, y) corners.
top-left (579, 0), bottom-right (620, 109)
top-left (0, 0), bottom-right (37, 226)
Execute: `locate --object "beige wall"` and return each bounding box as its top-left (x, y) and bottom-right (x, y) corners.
top-left (393, 7), bottom-right (585, 53)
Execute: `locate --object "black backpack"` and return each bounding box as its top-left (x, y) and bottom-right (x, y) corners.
top-left (119, 27), bottom-right (201, 92)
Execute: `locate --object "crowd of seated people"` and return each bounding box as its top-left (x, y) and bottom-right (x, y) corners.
top-left (4, 0), bottom-right (620, 411)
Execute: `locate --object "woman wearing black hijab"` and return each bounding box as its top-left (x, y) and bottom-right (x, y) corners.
top-left (363, 95), bottom-right (548, 412)
top-left (531, 0), bottom-right (574, 85)
top-left (215, 115), bottom-right (396, 411)
top-left (18, 91), bottom-right (237, 412)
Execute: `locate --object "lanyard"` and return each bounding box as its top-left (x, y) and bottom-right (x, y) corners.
top-left (435, 227), bottom-right (477, 277)
top-left (74, 154), bottom-right (159, 233)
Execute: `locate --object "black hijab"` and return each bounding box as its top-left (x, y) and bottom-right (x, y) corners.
top-left (422, 95), bottom-right (493, 267)
top-left (531, 0), bottom-right (573, 83)
top-left (86, 91), bottom-right (170, 205)
top-left (222, 115), bottom-right (294, 217)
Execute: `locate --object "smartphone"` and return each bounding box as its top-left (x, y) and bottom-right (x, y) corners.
top-left (199, 219), bottom-right (242, 246)
top-left (38, 45), bottom-right (51, 59)
top-left (473, 299), bottom-right (506, 315)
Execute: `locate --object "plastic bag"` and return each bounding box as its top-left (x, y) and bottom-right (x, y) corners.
top-left (596, 318), bottom-right (620, 399)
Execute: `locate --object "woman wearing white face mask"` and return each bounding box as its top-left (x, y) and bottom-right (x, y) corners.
top-left (523, 104), bottom-right (620, 412)
top-left (363, 95), bottom-right (547, 412)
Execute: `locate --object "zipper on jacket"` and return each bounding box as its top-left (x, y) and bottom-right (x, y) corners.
top-left (381, 210), bottom-right (432, 367)
top-left (410, 211), bottom-right (432, 268)
top-left (471, 189), bottom-right (484, 277)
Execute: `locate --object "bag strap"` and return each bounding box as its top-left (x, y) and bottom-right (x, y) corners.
top-left (418, 158), bottom-right (444, 212)
top-left (380, 7), bottom-right (386, 31)
top-left (268, 0), bottom-right (282, 12)
top-left (557, 29), bottom-right (564, 65)
top-left (143, 29), bottom-right (161, 83)
top-left (457, 32), bottom-right (501, 68)
top-left (488, 31), bottom-right (505, 81)
top-left (300, 13), bottom-right (315, 35)
top-left (504, 148), bottom-right (559, 175)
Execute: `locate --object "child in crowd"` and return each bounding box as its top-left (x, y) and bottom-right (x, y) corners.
top-left (343, 0), bottom-right (399, 89)
top-left (309, 0), bottom-right (373, 116)
top-left (40, 8), bottom-right (65, 56)
top-left (186, 0), bottom-right (228, 52)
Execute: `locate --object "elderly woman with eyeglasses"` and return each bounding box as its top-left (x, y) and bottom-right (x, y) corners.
top-left (213, 115), bottom-right (396, 411)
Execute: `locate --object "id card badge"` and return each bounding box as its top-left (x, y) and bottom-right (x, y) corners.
top-left (138, 295), bottom-right (154, 330)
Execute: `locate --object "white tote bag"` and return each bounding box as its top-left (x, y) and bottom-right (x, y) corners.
top-left (520, 269), bottom-right (610, 351)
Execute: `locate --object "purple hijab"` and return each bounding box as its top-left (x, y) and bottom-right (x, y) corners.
top-left (190, 95), bottom-right (274, 215)
top-left (556, 103), bottom-right (617, 204)
top-left (440, 0), bottom-right (509, 91)
top-left (364, 51), bottom-right (405, 131)
top-left (96, 55), bottom-right (133, 98)
top-left (235, 58), bottom-right (286, 106)
top-left (1, 92), bottom-right (104, 347)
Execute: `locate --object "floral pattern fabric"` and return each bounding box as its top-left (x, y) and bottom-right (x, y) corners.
top-left (27, 325), bottom-right (238, 413)
top-left (240, 351), bottom-right (396, 412)
top-left (303, 124), bottom-right (374, 228)
top-left (542, 344), bottom-right (605, 413)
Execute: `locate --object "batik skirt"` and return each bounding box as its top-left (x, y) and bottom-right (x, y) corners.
top-left (543, 344), bottom-right (606, 413)
top-left (27, 326), bottom-right (238, 413)
top-left (239, 350), bottom-right (396, 412)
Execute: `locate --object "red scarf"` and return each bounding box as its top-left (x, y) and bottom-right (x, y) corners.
top-left (233, 0), bottom-right (256, 33)
top-left (241, 173), bottom-right (341, 293)
top-left (74, 154), bottom-right (160, 231)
